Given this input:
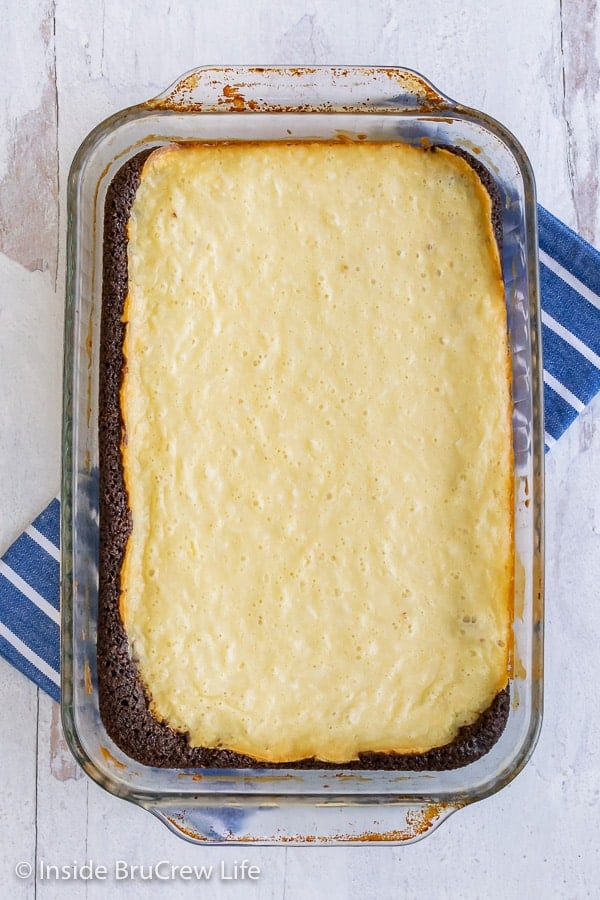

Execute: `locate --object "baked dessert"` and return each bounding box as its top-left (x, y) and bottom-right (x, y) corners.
top-left (98, 141), bottom-right (513, 769)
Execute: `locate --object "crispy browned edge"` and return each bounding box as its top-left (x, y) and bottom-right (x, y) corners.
top-left (98, 144), bottom-right (510, 769)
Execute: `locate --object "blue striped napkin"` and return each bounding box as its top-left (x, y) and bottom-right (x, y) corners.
top-left (2, 206), bottom-right (600, 701)
top-left (0, 497), bottom-right (61, 700)
top-left (539, 207), bottom-right (600, 449)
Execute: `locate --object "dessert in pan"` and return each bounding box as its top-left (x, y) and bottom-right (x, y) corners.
top-left (98, 140), bottom-right (513, 769)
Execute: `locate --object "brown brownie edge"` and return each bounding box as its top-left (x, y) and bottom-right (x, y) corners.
top-left (97, 145), bottom-right (510, 770)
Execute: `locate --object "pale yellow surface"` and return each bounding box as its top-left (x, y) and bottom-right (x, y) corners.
top-left (120, 141), bottom-right (512, 763)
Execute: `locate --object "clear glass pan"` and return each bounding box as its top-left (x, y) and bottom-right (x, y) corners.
top-left (61, 66), bottom-right (544, 845)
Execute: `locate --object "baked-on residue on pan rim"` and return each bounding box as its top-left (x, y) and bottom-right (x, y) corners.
top-left (98, 145), bottom-right (510, 769)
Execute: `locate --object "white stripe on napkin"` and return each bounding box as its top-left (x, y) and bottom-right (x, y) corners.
top-left (543, 371), bottom-right (586, 413)
top-left (0, 622), bottom-right (61, 687)
top-left (25, 524), bottom-right (60, 561)
top-left (541, 310), bottom-right (600, 370)
top-left (539, 248), bottom-right (600, 312)
top-left (0, 560), bottom-right (61, 625)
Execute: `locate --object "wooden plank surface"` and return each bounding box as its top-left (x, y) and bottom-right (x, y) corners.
top-left (1, 1), bottom-right (600, 897)
top-left (0, 658), bottom-right (37, 900)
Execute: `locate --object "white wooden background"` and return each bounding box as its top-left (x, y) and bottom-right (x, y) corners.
top-left (1, 1), bottom-right (600, 897)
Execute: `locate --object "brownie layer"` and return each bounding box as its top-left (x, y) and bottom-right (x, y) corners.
top-left (98, 146), bottom-right (510, 769)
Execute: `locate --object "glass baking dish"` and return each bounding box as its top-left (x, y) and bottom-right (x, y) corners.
top-left (61, 66), bottom-right (544, 845)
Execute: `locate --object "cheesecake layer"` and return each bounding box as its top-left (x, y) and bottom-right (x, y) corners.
top-left (112, 142), bottom-right (512, 764)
